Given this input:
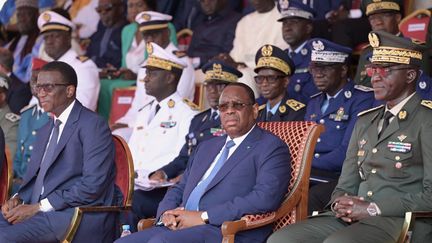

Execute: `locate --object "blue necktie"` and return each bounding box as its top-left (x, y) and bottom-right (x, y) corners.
top-left (185, 140), bottom-right (236, 210)
top-left (31, 119), bottom-right (62, 204)
top-left (321, 97), bottom-right (333, 113)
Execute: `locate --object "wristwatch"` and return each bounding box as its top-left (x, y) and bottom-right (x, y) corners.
top-left (201, 211), bottom-right (209, 224)
top-left (366, 203), bottom-right (378, 216)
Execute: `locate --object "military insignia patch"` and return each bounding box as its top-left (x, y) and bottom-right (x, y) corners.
top-left (359, 139), bottom-right (367, 148)
top-left (387, 141), bottom-right (411, 153)
top-left (160, 121), bottom-right (177, 128)
top-left (5, 113), bottom-right (20, 122)
top-left (76, 55), bottom-right (89, 62)
top-left (312, 40), bottom-right (325, 51)
top-left (42, 12), bottom-right (51, 22)
top-left (421, 100), bottom-right (432, 109)
top-left (261, 45), bottom-right (273, 57)
top-left (286, 99), bottom-right (305, 111)
top-left (183, 98), bottom-right (199, 110)
top-left (397, 134), bottom-right (407, 142)
top-left (368, 32), bottom-right (380, 48)
top-left (294, 84), bottom-right (301, 92)
top-left (279, 105), bottom-right (286, 113)
top-left (142, 14), bottom-right (151, 21)
top-left (301, 48), bottom-right (308, 56)
top-left (146, 43), bottom-right (153, 55)
top-left (419, 81), bottom-right (427, 90)
top-left (168, 99), bottom-right (175, 108)
top-left (344, 90), bottom-right (352, 99)
top-left (398, 110), bottom-right (407, 120)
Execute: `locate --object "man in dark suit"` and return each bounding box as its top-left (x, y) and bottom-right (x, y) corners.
top-left (254, 44), bottom-right (306, 122)
top-left (132, 61), bottom-right (243, 222)
top-left (268, 31), bottom-right (432, 243)
top-left (117, 83), bottom-right (291, 243)
top-left (0, 61), bottom-right (116, 242)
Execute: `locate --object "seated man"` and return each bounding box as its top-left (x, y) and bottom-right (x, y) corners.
top-left (116, 83), bottom-right (291, 243)
top-left (0, 61), bottom-right (116, 242)
top-left (254, 44), bottom-right (306, 122)
top-left (132, 60), bottom-right (242, 221)
top-left (305, 38), bottom-right (374, 213)
top-left (268, 31), bottom-right (432, 243)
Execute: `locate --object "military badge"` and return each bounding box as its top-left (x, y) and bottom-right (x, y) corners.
top-left (419, 81), bottom-right (427, 90)
top-left (279, 0), bottom-right (289, 10)
top-left (261, 45), bottom-right (273, 56)
top-left (142, 13), bottom-right (151, 21)
top-left (146, 43), bottom-right (153, 55)
top-left (42, 12), bottom-right (51, 22)
top-left (279, 105), bottom-right (286, 114)
top-left (330, 107), bottom-right (349, 121)
top-left (421, 100), bottom-right (432, 109)
top-left (359, 139), bottom-right (367, 148)
top-left (397, 134), bottom-right (407, 142)
top-left (312, 40), bottom-right (325, 51)
top-left (168, 99), bottom-right (175, 108)
top-left (294, 84), bottom-right (301, 92)
top-left (210, 127), bottom-right (225, 136)
top-left (310, 114), bottom-right (316, 119)
top-left (301, 48), bottom-right (308, 56)
top-left (398, 110), bottom-right (407, 120)
top-left (357, 150), bottom-right (365, 157)
top-left (344, 90), bottom-right (352, 99)
top-left (387, 141), bottom-right (411, 153)
top-left (368, 32), bottom-right (380, 48)
top-left (160, 121), bottom-right (177, 128)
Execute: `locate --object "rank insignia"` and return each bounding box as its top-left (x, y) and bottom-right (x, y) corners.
top-left (310, 113), bottom-right (317, 119)
top-left (160, 121), bottom-right (177, 128)
top-left (387, 141), bottom-right (411, 153)
top-left (330, 107), bottom-right (349, 121)
top-left (397, 134), bottom-right (407, 142)
top-left (419, 81), bottom-right (427, 90)
top-left (210, 127), bottom-right (225, 136)
top-left (201, 114), bottom-right (208, 122)
top-left (168, 99), bottom-right (175, 108)
top-left (359, 139), bottom-right (367, 148)
top-left (279, 105), bottom-right (286, 113)
top-left (398, 110), bottom-right (407, 120)
top-left (357, 150), bottom-right (365, 157)
top-left (301, 48), bottom-right (308, 56)
top-left (344, 90), bottom-right (352, 99)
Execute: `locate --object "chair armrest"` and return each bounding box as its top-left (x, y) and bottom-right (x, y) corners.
top-left (138, 218), bottom-right (156, 231)
top-left (397, 211), bottom-right (432, 243)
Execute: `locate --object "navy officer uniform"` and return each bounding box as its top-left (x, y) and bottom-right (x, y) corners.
top-left (278, 0), bottom-right (318, 104)
top-left (305, 39), bottom-right (375, 183)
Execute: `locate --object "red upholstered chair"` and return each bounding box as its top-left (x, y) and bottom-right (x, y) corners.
top-left (62, 135), bottom-right (134, 242)
top-left (137, 121), bottom-right (324, 243)
top-left (176, 29), bottom-right (193, 52)
top-left (399, 9), bottom-right (431, 43)
top-left (109, 87), bottom-right (136, 125)
top-left (0, 146), bottom-right (12, 203)
top-left (194, 83), bottom-right (204, 110)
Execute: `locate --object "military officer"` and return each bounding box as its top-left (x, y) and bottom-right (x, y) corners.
top-left (128, 42), bottom-right (197, 219)
top-left (38, 9), bottom-right (100, 111)
top-left (268, 31), bottom-right (432, 243)
top-left (13, 58), bottom-right (50, 189)
top-left (0, 74), bottom-right (19, 162)
top-left (277, 0), bottom-right (318, 104)
top-left (254, 44), bottom-right (306, 122)
top-left (112, 11), bottom-right (195, 141)
top-left (131, 61), bottom-right (242, 223)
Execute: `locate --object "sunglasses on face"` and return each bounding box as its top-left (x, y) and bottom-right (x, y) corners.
top-left (35, 83), bottom-right (69, 93)
top-left (309, 63), bottom-right (341, 74)
top-left (254, 75), bottom-right (285, 85)
top-left (95, 3), bottom-right (120, 13)
top-left (217, 101), bottom-right (253, 112)
top-left (365, 65), bottom-right (412, 78)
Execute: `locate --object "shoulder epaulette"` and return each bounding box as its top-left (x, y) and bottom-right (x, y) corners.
top-left (357, 105), bottom-right (384, 117)
top-left (76, 55), bottom-right (89, 62)
top-left (20, 103), bottom-right (36, 114)
top-left (294, 67), bottom-right (309, 74)
top-left (421, 100), bottom-right (432, 109)
top-left (183, 98), bottom-right (199, 110)
top-left (286, 99), bottom-right (306, 111)
top-left (173, 50), bottom-right (187, 58)
top-left (5, 112), bottom-right (20, 122)
top-left (310, 92), bottom-right (322, 98)
top-left (259, 104), bottom-right (266, 111)
top-left (354, 85), bottom-right (374, 92)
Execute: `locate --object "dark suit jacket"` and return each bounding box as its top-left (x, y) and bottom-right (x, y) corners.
top-left (257, 92), bottom-right (306, 122)
top-left (7, 74), bottom-right (31, 114)
top-left (157, 126), bottom-right (291, 242)
top-left (18, 101), bottom-right (116, 241)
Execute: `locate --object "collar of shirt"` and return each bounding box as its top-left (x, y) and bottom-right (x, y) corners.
top-left (225, 124), bottom-right (256, 158)
top-left (385, 92), bottom-right (416, 117)
top-left (288, 40), bottom-right (308, 54)
top-left (266, 100), bottom-right (282, 115)
top-left (210, 108), bottom-right (219, 117)
top-left (325, 88), bottom-right (343, 100)
top-left (157, 92), bottom-right (180, 109)
top-left (53, 100), bottom-right (75, 141)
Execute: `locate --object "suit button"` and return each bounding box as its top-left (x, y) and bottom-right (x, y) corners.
top-left (200, 133), bottom-right (204, 137)
top-left (27, 158), bottom-right (30, 162)
top-left (372, 148), bottom-right (378, 153)
top-left (319, 119), bottom-right (325, 124)
top-left (336, 125), bottom-right (340, 129)
top-left (395, 156), bottom-right (400, 161)
top-left (314, 153), bottom-right (320, 158)
top-left (367, 191), bottom-right (373, 197)
top-left (29, 145), bottom-right (33, 151)
top-left (395, 162), bottom-right (402, 169)
top-left (32, 130), bottom-right (36, 136)
top-left (357, 161), bottom-right (361, 165)
top-left (317, 138), bottom-right (321, 143)
top-left (371, 168), bottom-right (377, 174)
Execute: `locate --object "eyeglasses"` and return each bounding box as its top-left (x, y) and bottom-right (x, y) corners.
top-left (309, 63), bottom-right (341, 74)
top-left (95, 3), bottom-right (120, 13)
top-left (217, 102), bottom-right (253, 112)
top-left (204, 82), bottom-right (227, 91)
top-left (365, 65), bottom-right (413, 77)
top-left (35, 83), bottom-right (69, 93)
top-left (254, 75), bottom-right (285, 85)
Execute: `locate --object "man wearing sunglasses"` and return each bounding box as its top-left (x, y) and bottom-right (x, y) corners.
top-left (304, 38), bottom-right (374, 214)
top-left (268, 30), bottom-right (432, 243)
top-left (131, 60), bottom-right (242, 226)
top-left (254, 44), bottom-right (306, 122)
top-left (117, 82), bottom-right (290, 243)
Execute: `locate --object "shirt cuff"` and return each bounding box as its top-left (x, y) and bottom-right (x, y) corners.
top-left (40, 198), bottom-right (55, 212)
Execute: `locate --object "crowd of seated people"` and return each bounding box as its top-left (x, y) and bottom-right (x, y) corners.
top-left (0, 0), bottom-right (431, 242)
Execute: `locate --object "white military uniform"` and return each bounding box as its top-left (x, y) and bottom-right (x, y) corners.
top-left (128, 92), bottom-right (197, 186)
top-left (113, 42), bottom-right (195, 140)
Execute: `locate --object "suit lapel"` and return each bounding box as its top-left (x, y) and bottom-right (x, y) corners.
top-left (367, 108), bottom-right (383, 147)
top-left (204, 126), bottom-right (261, 193)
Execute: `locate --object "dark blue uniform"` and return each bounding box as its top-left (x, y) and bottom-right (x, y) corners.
top-left (286, 43), bottom-right (318, 104)
top-left (257, 92), bottom-right (306, 122)
top-left (13, 104), bottom-right (49, 179)
top-left (305, 82), bottom-right (374, 176)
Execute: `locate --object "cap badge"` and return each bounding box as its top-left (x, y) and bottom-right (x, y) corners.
top-left (142, 14), bottom-right (151, 21)
top-left (146, 43), bottom-right (153, 55)
top-left (213, 63), bottom-right (222, 75)
top-left (398, 110), bottom-right (407, 120)
top-left (42, 12), bottom-right (51, 22)
top-left (261, 45), bottom-right (273, 57)
top-left (279, 0), bottom-right (289, 10)
top-left (368, 33), bottom-right (380, 48)
top-left (312, 40), bottom-right (324, 51)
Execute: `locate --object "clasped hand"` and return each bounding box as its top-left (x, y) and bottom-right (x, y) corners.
top-left (332, 195), bottom-right (370, 223)
top-left (160, 207), bottom-right (205, 230)
top-left (1, 196), bottom-right (40, 224)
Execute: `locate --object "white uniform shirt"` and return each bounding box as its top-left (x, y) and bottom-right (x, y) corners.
top-left (128, 92), bottom-right (197, 178)
top-left (66, 0), bottom-right (100, 38)
top-left (229, 6), bottom-right (288, 68)
top-left (116, 42), bottom-right (195, 126)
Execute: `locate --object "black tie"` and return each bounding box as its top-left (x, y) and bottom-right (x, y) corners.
top-left (266, 111), bottom-right (273, 121)
top-left (211, 111), bottom-right (218, 120)
top-left (379, 111), bottom-right (393, 138)
top-left (155, 104), bottom-right (161, 115)
top-left (31, 119), bottom-right (62, 203)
